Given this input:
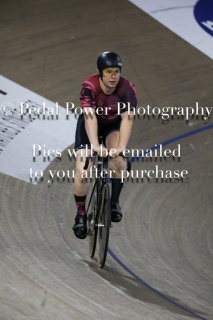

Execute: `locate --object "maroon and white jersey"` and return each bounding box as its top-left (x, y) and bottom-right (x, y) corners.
top-left (80, 74), bottom-right (137, 124)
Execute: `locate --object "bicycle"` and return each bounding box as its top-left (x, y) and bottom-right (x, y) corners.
top-left (83, 138), bottom-right (130, 268)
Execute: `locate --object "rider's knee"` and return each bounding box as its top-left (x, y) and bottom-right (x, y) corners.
top-left (110, 156), bottom-right (126, 172)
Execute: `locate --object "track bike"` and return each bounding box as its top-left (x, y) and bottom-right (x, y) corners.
top-left (83, 139), bottom-right (130, 268)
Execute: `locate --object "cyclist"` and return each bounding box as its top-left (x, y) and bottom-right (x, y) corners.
top-left (73, 51), bottom-right (137, 239)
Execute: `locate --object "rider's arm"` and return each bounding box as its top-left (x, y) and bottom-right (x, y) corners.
top-left (83, 108), bottom-right (99, 148)
top-left (116, 79), bottom-right (137, 152)
top-left (83, 109), bottom-right (107, 156)
top-left (80, 82), bottom-right (100, 150)
top-left (117, 111), bottom-right (134, 151)
top-left (108, 110), bottom-right (134, 157)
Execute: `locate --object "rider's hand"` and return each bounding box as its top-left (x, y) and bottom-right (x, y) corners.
top-left (92, 145), bottom-right (108, 157)
top-left (109, 147), bottom-right (125, 157)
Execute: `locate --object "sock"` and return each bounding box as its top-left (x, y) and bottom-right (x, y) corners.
top-left (74, 194), bottom-right (86, 216)
top-left (111, 178), bottom-right (123, 204)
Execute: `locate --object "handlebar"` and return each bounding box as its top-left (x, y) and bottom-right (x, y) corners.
top-left (83, 152), bottom-right (97, 170)
top-left (83, 152), bottom-right (131, 171)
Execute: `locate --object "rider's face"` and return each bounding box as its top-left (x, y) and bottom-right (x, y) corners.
top-left (101, 67), bottom-right (121, 89)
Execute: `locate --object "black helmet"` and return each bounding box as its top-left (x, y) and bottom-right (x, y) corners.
top-left (97, 51), bottom-right (122, 75)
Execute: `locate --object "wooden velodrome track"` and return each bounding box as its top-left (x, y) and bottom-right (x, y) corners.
top-left (0, 1), bottom-right (212, 319)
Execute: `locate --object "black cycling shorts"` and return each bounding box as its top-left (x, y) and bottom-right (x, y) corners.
top-left (74, 114), bottom-right (121, 150)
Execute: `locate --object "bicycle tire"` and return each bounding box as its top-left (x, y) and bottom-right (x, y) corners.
top-left (87, 180), bottom-right (98, 258)
top-left (97, 183), bottom-right (111, 268)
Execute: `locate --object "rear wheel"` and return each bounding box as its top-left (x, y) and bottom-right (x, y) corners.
top-left (97, 183), bottom-right (111, 268)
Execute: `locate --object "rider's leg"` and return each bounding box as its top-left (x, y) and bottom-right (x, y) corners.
top-left (73, 113), bottom-right (94, 239)
top-left (73, 148), bottom-right (93, 239)
top-left (105, 131), bottom-right (126, 222)
top-left (74, 149), bottom-right (90, 214)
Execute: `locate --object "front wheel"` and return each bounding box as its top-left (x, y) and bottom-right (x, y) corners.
top-left (87, 181), bottom-right (98, 258)
top-left (97, 183), bottom-right (111, 268)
